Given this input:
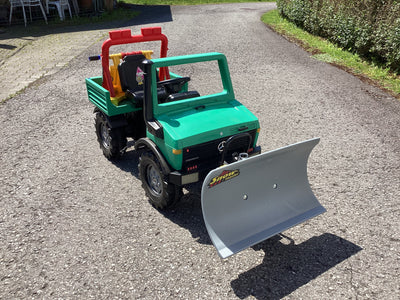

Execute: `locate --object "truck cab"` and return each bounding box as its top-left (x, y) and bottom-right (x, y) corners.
top-left (138, 53), bottom-right (261, 187)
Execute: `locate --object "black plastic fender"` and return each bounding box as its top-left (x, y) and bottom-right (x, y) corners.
top-left (93, 108), bottom-right (128, 129)
top-left (135, 137), bottom-right (171, 176)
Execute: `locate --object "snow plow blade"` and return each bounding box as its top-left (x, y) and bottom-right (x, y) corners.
top-left (201, 138), bottom-right (325, 258)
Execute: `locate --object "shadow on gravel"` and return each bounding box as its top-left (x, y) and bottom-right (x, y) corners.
top-left (231, 233), bottom-right (362, 299)
top-left (161, 183), bottom-right (212, 245)
top-left (126, 4), bottom-right (173, 26)
top-left (0, 4), bottom-right (172, 40)
top-left (107, 150), bottom-right (362, 299)
top-left (112, 147), bottom-right (211, 244)
top-left (110, 144), bottom-right (140, 177)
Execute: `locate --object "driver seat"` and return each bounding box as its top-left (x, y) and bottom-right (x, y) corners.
top-left (118, 54), bottom-right (168, 104)
top-left (118, 54), bottom-right (146, 96)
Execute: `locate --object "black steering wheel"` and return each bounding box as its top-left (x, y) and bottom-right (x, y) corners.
top-left (157, 77), bottom-right (190, 94)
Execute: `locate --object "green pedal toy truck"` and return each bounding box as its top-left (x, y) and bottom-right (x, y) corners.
top-left (86, 27), bottom-right (325, 258)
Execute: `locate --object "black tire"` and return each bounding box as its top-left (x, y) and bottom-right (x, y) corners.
top-left (94, 112), bottom-right (127, 160)
top-left (139, 151), bottom-right (182, 209)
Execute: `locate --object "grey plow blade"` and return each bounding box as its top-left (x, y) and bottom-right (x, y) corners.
top-left (201, 138), bottom-right (326, 259)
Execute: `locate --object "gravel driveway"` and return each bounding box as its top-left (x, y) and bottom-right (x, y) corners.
top-left (1, 3), bottom-right (399, 299)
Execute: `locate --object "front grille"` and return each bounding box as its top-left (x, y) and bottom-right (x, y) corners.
top-left (182, 130), bottom-right (256, 176)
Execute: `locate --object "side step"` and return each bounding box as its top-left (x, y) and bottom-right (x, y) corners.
top-left (201, 138), bottom-right (326, 258)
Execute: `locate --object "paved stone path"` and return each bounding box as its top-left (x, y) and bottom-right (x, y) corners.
top-left (0, 4), bottom-right (172, 102)
top-left (0, 28), bottom-right (109, 101)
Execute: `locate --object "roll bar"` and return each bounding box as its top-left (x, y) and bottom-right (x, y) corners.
top-left (101, 27), bottom-right (169, 97)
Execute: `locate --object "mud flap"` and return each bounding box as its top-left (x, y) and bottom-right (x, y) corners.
top-left (201, 138), bottom-right (326, 258)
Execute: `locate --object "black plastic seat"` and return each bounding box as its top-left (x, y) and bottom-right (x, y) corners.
top-left (118, 54), bottom-right (146, 93)
top-left (128, 89), bottom-right (169, 104)
top-left (119, 54), bottom-right (169, 104)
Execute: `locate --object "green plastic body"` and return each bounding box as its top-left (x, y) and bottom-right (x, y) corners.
top-left (85, 72), bottom-right (184, 116)
top-left (85, 52), bottom-right (260, 172)
top-left (86, 76), bottom-right (141, 116)
top-left (146, 52), bottom-right (260, 170)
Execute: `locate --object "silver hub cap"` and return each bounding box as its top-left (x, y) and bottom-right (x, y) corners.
top-left (100, 123), bottom-right (111, 149)
top-left (147, 165), bottom-right (162, 195)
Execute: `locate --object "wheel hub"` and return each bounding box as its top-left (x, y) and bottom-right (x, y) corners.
top-left (100, 123), bottom-right (111, 149)
top-left (147, 165), bottom-right (162, 195)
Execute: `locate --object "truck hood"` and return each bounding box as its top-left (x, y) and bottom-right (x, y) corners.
top-left (157, 100), bottom-right (259, 149)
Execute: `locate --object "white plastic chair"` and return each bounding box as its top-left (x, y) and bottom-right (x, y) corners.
top-left (9, 0), bottom-right (48, 27)
top-left (47, 0), bottom-right (72, 21)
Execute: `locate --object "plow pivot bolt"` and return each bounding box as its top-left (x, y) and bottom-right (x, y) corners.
top-left (273, 184), bottom-right (278, 189)
top-left (243, 194), bottom-right (248, 200)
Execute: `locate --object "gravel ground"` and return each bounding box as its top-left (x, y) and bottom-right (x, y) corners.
top-left (0, 3), bottom-right (399, 299)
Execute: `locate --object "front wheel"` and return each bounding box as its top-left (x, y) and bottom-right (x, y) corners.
top-left (139, 151), bottom-right (182, 209)
top-left (94, 112), bottom-right (127, 160)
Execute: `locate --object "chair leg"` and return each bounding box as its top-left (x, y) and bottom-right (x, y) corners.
top-left (9, 5), bottom-right (13, 24)
top-left (56, 3), bottom-right (63, 21)
top-left (28, 5), bottom-right (32, 22)
top-left (39, 2), bottom-right (48, 24)
top-left (71, 0), bottom-right (79, 15)
top-left (67, 3), bottom-right (72, 19)
top-left (22, 5), bottom-right (27, 27)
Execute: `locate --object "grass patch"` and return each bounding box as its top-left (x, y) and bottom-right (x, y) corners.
top-left (261, 9), bottom-right (400, 99)
top-left (121, 0), bottom-right (273, 5)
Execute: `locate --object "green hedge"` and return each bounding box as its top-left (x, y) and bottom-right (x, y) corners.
top-left (277, 0), bottom-right (400, 73)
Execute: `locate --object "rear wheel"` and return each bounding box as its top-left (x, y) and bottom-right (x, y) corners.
top-left (139, 151), bottom-right (181, 209)
top-left (95, 112), bottom-right (127, 160)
